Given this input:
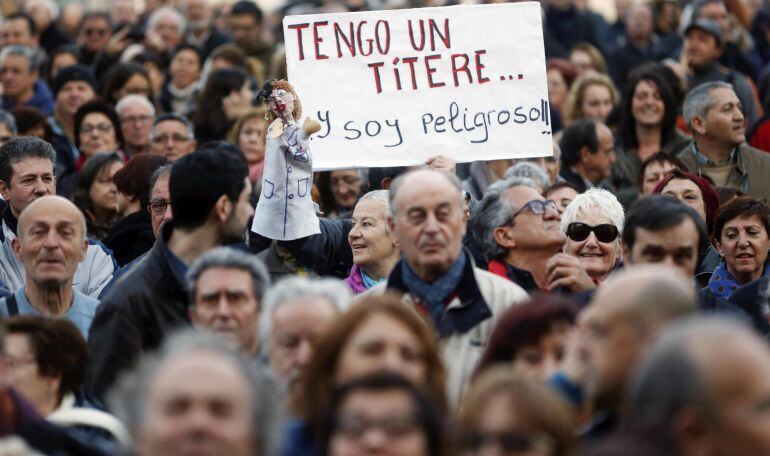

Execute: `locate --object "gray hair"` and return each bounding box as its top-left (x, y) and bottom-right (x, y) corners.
top-left (148, 6), bottom-right (187, 35)
top-left (24, 0), bottom-right (60, 20)
top-left (0, 110), bottom-right (18, 136)
top-left (186, 247), bottom-right (271, 308)
top-left (357, 189), bottom-right (391, 218)
top-left (471, 177), bottom-right (538, 261)
top-left (259, 277), bottom-right (351, 355)
top-left (149, 164), bottom-right (173, 197)
top-left (683, 81), bottom-right (735, 131)
top-left (560, 188), bottom-right (625, 244)
top-left (0, 45), bottom-right (42, 72)
top-left (388, 169), bottom-right (463, 215)
top-left (109, 330), bottom-right (270, 451)
top-left (504, 162), bottom-right (551, 190)
top-left (151, 113), bottom-right (195, 140)
top-left (115, 94), bottom-right (156, 118)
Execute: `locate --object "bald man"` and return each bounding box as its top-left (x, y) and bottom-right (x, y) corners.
top-left (0, 195), bottom-right (99, 339)
top-left (578, 264), bottom-right (698, 439)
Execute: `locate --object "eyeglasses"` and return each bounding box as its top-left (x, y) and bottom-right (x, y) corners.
top-left (464, 431), bottom-right (553, 454)
top-left (152, 134), bottom-right (191, 144)
top-left (513, 199), bottom-right (559, 219)
top-left (566, 222), bottom-right (619, 243)
top-left (147, 199), bottom-right (170, 215)
top-left (121, 115), bottom-right (153, 125)
top-left (80, 123), bottom-right (113, 134)
top-left (334, 414), bottom-right (419, 439)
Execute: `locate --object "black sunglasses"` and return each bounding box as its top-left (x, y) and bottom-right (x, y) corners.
top-left (566, 222), bottom-right (619, 243)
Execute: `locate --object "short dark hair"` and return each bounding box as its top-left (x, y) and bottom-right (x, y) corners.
top-left (636, 151), bottom-right (685, 193)
top-left (100, 62), bottom-right (152, 105)
top-left (169, 149), bottom-right (249, 229)
top-left (0, 136), bottom-right (56, 186)
top-left (623, 195), bottom-right (708, 251)
top-left (74, 99), bottom-right (123, 150)
top-left (73, 152), bottom-right (123, 217)
top-left (368, 166), bottom-right (407, 191)
top-left (230, 0), bottom-right (263, 23)
top-left (113, 154), bottom-right (169, 209)
top-left (7, 12), bottom-right (37, 37)
top-left (6, 316), bottom-right (88, 403)
top-left (712, 197), bottom-right (770, 243)
top-left (559, 118), bottom-right (599, 167)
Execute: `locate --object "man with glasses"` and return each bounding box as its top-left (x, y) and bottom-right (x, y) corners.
top-left (117, 94), bottom-right (155, 158)
top-left (150, 113), bottom-right (197, 161)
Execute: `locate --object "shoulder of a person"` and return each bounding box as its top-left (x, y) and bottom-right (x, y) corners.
top-left (741, 144), bottom-right (770, 163)
top-left (472, 267), bottom-right (528, 301)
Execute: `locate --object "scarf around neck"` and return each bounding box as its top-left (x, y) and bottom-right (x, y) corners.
top-left (708, 260), bottom-right (770, 300)
top-left (401, 251), bottom-right (467, 324)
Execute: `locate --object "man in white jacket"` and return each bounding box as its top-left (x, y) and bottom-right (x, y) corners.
top-left (0, 137), bottom-right (115, 298)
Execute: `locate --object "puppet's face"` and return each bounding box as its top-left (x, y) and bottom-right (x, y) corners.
top-left (269, 89), bottom-right (295, 118)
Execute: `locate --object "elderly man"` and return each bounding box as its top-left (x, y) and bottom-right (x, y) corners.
top-left (558, 118), bottom-right (616, 193)
top-left (147, 6), bottom-right (186, 55)
top-left (0, 45), bottom-right (53, 116)
top-left (578, 265), bottom-right (698, 439)
top-left (0, 196), bottom-right (98, 339)
top-left (116, 95), bottom-right (155, 158)
top-left (260, 277), bottom-right (350, 385)
top-left (180, 0), bottom-right (230, 59)
top-left (112, 331), bottom-right (273, 456)
top-left (187, 247), bottom-right (270, 357)
top-left (150, 113), bottom-right (197, 161)
top-left (675, 81), bottom-right (770, 200)
top-left (370, 168), bottom-right (528, 404)
top-left (0, 137), bottom-right (115, 298)
top-left (87, 148), bottom-right (252, 400)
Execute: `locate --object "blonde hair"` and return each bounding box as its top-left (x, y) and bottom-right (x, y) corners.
top-left (227, 106), bottom-right (268, 145)
top-left (570, 42), bottom-right (607, 74)
top-left (563, 71), bottom-right (619, 125)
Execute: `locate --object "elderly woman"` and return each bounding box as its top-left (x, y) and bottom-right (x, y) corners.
top-left (706, 197), bottom-right (770, 300)
top-left (345, 190), bottom-right (400, 293)
top-left (558, 188), bottom-right (624, 285)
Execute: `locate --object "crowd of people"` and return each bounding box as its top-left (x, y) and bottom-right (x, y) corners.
top-left (2, 0), bottom-right (770, 455)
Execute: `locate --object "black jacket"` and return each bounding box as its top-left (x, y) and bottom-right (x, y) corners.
top-left (86, 222), bottom-right (190, 400)
top-left (102, 210), bottom-right (155, 266)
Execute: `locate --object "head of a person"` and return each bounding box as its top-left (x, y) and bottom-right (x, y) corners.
top-left (101, 62), bottom-right (153, 105)
top-left (653, 169), bottom-right (720, 233)
top-left (74, 100), bottom-right (123, 159)
top-left (476, 294), bottom-right (577, 382)
top-left (227, 1), bottom-right (263, 49)
top-left (628, 317), bottom-right (770, 456)
top-left (388, 169), bottom-right (466, 283)
top-left (530, 142), bottom-right (563, 186)
top-left (564, 71), bottom-right (618, 124)
top-left (560, 189), bottom-right (624, 281)
top-left (116, 94), bottom-right (155, 151)
top-left (227, 108), bottom-right (268, 167)
top-left (44, 44), bottom-right (79, 85)
top-left (187, 247), bottom-right (270, 355)
top-left (131, 51), bottom-right (165, 98)
top-left (0, 136), bottom-right (56, 218)
top-left (10, 106), bottom-right (51, 141)
top-left (3, 12), bottom-right (37, 47)
top-left (460, 366), bottom-right (575, 456)
top-left (260, 277), bottom-right (350, 383)
top-left (169, 149), bottom-right (250, 242)
top-left (348, 190), bottom-right (400, 272)
top-left (110, 331), bottom-right (263, 456)
top-left (694, 0), bottom-right (729, 33)
top-left (51, 64), bottom-right (97, 119)
top-left (619, 64), bottom-right (679, 149)
top-left (504, 161), bottom-right (551, 193)
top-left (472, 177), bottom-right (564, 264)
top-left (625, 1), bottom-right (654, 43)
top-left (684, 18), bottom-right (725, 69)
top-left (208, 43), bottom-right (251, 73)
top-left (330, 169), bottom-right (363, 210)
top-left (169, 43), bottom-right (203, 90)
top-left (623, 195), bottom-right (707, 277)
top-left (148, 164), bottom-right (173, 237)
top-left (559, 118), bottom-right (616, 184)
top-left (24, 0), bottom-right (56, 35)
top-left (293, 294), bottom-right (446, 437)
top-left (192, 68), bottom-right (249, 138)
top-left (546, 58), bottom-right (577, 110)
top-left (545, 181), bottom-right (580, 214)
top-left (14, 196), bottom-right (87, 291)
top-left (0, 110), bottom-right (17, 147)
top-left (569, 42), bottom-right (607, 76)
top-left (181, 0), bottom-right (212, 31)
top-left (150, 113), bottom-right (197, 161)
top-left (72, 152), bottom-right (122, 223)
top-left (637, 151), bottom-right (683, 195)
top-left (323, 372), bottom-right (446, 456)
top-left (579, 265), bottom-right (697, 411)
top-left (683, 81), bottom-right (745, 149)
top-left (113, 153), bottom-right (168, 217)
top-left (712, 197), bottom-right (770, 286)
top-left (77, 11), bottom-right (112, 53)
top-left (2, 316), bottom-right (87, 415)
top-left (148, 6), bottom-right (186, 52)
top-left (0, 45), bottom-right (41, 102)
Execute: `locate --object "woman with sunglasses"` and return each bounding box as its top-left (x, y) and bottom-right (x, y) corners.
top-left (556, 189), bottom-right (624, 287)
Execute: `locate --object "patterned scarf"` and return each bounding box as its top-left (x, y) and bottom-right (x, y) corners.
top-left (708, 260), bottom-right (770, 300)
top-left (401, 251), bottom-right (467, 325)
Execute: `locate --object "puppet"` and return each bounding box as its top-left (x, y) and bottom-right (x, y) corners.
top-left (251, 79), bottom-right (322, 240)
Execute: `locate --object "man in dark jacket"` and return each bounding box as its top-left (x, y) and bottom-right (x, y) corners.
top-left (558, 119), bottom-right (616, 193)
top-left (86, 148), bottom-right (252, 400)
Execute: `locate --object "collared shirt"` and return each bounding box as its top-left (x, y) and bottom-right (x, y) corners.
top-left (689, 143), bottom-right (749, 193)
top-left (0, 287), bottom-right (100, 339)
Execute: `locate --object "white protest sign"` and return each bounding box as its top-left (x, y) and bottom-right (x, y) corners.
top-left (283, 2), bottom-right (551, 170)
